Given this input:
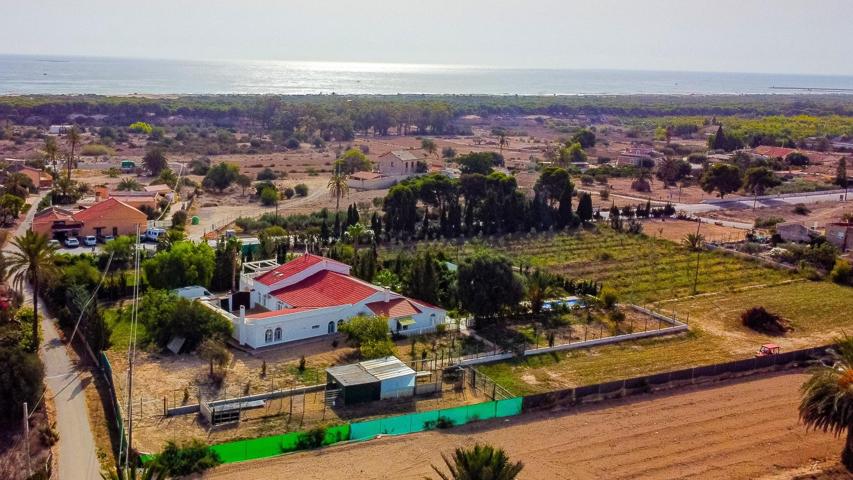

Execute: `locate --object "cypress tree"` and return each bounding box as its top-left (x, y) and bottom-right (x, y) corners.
top-left (576, 192), bottom-right (593, 223)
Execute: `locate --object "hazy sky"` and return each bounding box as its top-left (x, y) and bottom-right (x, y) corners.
top-left (2, 0), bottom-right (851, 75)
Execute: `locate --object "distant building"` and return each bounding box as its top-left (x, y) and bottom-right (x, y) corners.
top-left (752, 146), bottom-right (798, 159)
top-left (48, 125), bottom-right (73, 135)
top-left (7, 165), bottom-right (53, 189)
top-left (96, 189), bottom-right (161, 211)
top-left (31, 198), bottom-right (147, 239)
top-left (826, 223), bottom-right (853, 252)
top-left (618, 144), bottom-right (660, 167)
top-left (376, 150), bottom-right (425, 176)
top-left (775, 222), bottom-right (818, 243)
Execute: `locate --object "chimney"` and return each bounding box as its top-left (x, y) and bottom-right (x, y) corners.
top-left (383, 288), bottom-right (391, 303)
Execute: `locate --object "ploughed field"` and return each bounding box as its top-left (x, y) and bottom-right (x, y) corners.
top-left (205, 373), bottom-right (841, 480)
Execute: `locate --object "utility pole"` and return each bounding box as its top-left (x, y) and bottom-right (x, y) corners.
top-left (23, 402), bottom-right (31, 478)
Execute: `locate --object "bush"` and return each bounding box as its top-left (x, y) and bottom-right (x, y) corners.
top-left (599, 287), bottom-right (618, 309)
top-left (260, 187), bottom-right (279, 206)
top-left (294, 183), bottom-right (309, 197)
top-left (580, 174), bottom-right (594, 185)
top-left (283, 187), bottom-right (295, 199)
top-left (130, 289), bottom-right (232, 351)
top-left (80, 144), bottom-right (114, 156)
top-left (148, 439), bottom-right (221, 476)
top-left (830, 259), bottom-right (853, 286)
top-left (128, 121), bottom-right (153, 134)
top-left (741, 306), bottom-right (791, 335)
top-left (755, 216), bottom-right (785, 228)
top-left (285, 137), bottom-right (301, 149)
top-left (0, 345), bottom-right (44, 424)
top-left (257, 167), bottom-right (277, 181)
top-left (171, 210), bottom-right (188, 228)
top-left (295, 427), bottom-right (326, 450)
top-left (792, 204), bottom-right (811, 215)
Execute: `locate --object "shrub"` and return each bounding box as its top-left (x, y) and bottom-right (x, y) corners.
top-left (285, 137), bottom-right (301, 149)
top-left (283, 187), bottom-right (295, 199)
top-left (148, 439), bottom-right (221, 476)
top-left (599, 288), bottom-right (618, 309)
top-left (580, 174), bottom-right (594, 185)
top-left (80, 144), bottom-right (113, 156)
top-left (294, 183), bottom-right (309, 197)
top-left (295, 427), bottom-right (326, 450)
top-left (792, 204), bottom-right (811, 215)
top-left (755, 216), bottom-right (784, 228)
top-left (260, 187), bottom-right (279, 206)
top-left (171, 210), bottom-right (188, 228)
top-left (257, 167), bottom-right (277, 181)
top-left (0, 345), bottom-right (44, 424)
top-left (599, 189), bottom-right (609, 200)
top-left (830, 259), bottom-right (853, 286)
top-left (741, 306), bottom-right (791, 335)
top-left (128, 121), bottom-right (153, 134)
top-left (130, 289), bottom-right (232, 351)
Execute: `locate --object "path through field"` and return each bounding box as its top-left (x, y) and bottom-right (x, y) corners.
top-left (205, 373), bottom-right (841, 480)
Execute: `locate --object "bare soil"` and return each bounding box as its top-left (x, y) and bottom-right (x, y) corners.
top-left (205, 373), bottom-right (843, 480)
top-left (642, 218), bottom-right (747, 243)
top-left (703, 200), bottom-right (853, 230)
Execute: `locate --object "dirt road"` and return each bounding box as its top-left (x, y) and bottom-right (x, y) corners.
top-left (206, 373), bottom-right (841, 480)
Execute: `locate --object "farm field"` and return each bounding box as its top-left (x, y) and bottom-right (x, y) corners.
top-left (439, 227), bottom-right (794, 304)
top-left (204, 373), bottom-right (842, 480)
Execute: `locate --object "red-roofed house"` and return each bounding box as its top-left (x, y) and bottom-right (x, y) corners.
top-left (227, 253), bottom-right (447, 348)
top-left (753, 145), bottom-right (798, 159)
top-left (31, 198), bottom-right (147, 239)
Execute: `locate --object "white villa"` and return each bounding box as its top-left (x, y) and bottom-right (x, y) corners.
top-left (217, 253), bottom-right (447, 349)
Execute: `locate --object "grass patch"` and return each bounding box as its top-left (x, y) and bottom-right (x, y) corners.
top-left (477, 329), bottom-right (732, 395)
top-left (104, 307), bottom-right (149, 353)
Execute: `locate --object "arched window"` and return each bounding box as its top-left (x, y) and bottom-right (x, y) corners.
top-left (265, 329), bottom-right (273, 343)
top-left (327, 321), bottom-right (335, 334)
top-left (274, 327), bottom-right (282, 341)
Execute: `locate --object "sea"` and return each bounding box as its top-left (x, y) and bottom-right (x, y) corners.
top-left (1, 54), bottom-right (853, 96)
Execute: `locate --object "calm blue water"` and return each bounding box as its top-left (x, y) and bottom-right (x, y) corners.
top-left (1, 54), bottom-right (852, 96)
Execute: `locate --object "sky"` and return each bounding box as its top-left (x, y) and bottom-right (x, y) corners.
top-left (2, 0), bottom-right (852, 75)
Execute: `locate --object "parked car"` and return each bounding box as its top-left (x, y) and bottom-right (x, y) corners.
top-left (144, 228), bottom-right (166, 242)
top-left (83, 236), bottom-right (97, 247)
top-left (64, 237), bottom-right (80, 248)
top-left (48, 239), bottom-right (61, 249)
top-left (98, 235), bottom-right (115, 244)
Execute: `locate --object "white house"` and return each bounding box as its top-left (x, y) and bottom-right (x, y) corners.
top-left (223, 253), bottom-right (447, 349)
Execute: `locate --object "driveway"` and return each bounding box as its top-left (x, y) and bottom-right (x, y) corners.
top-left (5, 193), bottom-right (102, 479)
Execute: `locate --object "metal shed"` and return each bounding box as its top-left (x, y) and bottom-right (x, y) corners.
top-left (326, 356), bottom-right (416, 406)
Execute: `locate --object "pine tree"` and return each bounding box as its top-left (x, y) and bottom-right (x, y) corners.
top-left (556, 187), bottom-right (574, 229)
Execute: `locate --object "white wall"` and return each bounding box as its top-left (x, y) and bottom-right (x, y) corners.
top-left (380, 374), bottom-right (416, 399)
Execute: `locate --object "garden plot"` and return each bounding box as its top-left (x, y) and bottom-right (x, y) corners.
top-left (442, 227), bottom-right (793, 303)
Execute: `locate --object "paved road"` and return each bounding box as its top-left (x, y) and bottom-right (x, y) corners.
top-left (5, 193), bottom-right (101, 480)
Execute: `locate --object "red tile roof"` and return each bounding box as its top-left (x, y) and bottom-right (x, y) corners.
top-left (245, 307), bottom-right (318, 319)
top-left (255, 253), bottom-right (349, 286)
top-left (34, 206), bottom-right (73, 222)
top-left (272, 270), bottom-right (378, 307)
top-left (72, 197), bottom-right (146, 223)
top-left (753, 146), bottom-right (797, 158)
top-left (365, 298), bottom-right (422, 318)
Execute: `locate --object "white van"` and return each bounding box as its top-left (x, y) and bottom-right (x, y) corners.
top-left (144, 228), bottom-right (167, 242)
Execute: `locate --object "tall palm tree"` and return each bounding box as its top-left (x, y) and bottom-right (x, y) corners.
top-left (800, 336), bottom-right (853, 471)
top-left (43, 136), bottom-right (59, 176)
top-left (66, 126), bottom-right (80, 180)
top-left (6, 231), bottom-right (59, 352)
top-left (526, 269), bottom-right (556, 315)
top-left (327, 167), bottom-right (349, 214)
top-left (432, 444), bottom-right (523, 480)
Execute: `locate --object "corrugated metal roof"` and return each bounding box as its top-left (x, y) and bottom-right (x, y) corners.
top-left (326, 363), bottom-right (377, 387)
top-left (326, 356), bottom-right (414, 386)
top-left (361, 356), bottom-right (415, 381)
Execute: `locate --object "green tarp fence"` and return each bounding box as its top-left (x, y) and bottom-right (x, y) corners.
top-left (349, 397), bottom-right (523, 441)
top-left (210, 424), bottom-right (351, 464)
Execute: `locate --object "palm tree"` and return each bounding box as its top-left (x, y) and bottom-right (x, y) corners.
top-left (66, 126), bottom-right (81, 180)
top-left (800, 336), bottom-right (853, 471)
top-left (345, 223), bottom-right (372, 252)
top-left (5, 231), bottom-right (59, 352)
top-left (117, 177), bottom-right (142, 191)
top-left (526, 269), bottom-right (556, 314)
top-left (681, 232), bottom-right (705, 252)
top-left (327, 168), bottom-right (349, 214)
top-left (43, 136), bottom-right (59, 176)
top-left (432, 444), bottom-right (523, 480)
